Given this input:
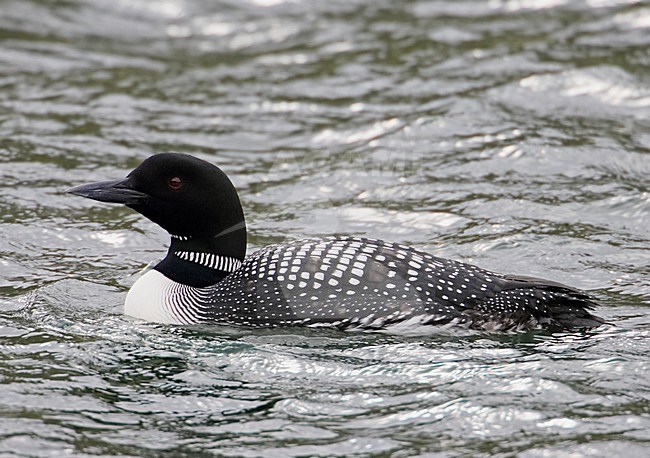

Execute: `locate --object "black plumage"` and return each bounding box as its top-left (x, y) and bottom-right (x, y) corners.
top-left (68, 153), bottom-right (604, 332)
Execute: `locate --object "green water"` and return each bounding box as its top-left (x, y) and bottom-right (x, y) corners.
top-left (1, 0), bottom-right (649, 456)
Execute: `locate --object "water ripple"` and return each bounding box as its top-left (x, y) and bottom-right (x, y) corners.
top-left (1, 0), bottom-right (649, 456)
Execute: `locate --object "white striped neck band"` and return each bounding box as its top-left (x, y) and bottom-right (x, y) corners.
top-left (174, 251), bottom-right (242, 273)
top-left (171, 234), bottom-right (191, 241)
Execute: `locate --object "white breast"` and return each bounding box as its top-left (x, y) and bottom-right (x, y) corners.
top-left (124, 269), bottom-right (194, 324)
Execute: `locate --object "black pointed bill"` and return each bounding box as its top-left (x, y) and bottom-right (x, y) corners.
top-left (67, 179), bottom-right (149, 205)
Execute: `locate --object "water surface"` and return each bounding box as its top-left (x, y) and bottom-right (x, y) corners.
top-left (1, 0), bottom-right (649, 456)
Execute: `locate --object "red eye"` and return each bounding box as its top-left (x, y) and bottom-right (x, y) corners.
top-left (168, 177), bottom-right (183, 191)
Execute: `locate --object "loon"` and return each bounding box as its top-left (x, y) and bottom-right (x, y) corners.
top-left (68, 153), bottom-right (603, 332)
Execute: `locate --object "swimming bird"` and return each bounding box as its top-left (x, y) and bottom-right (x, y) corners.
top-left (68, 153), bottom-right (603, 332)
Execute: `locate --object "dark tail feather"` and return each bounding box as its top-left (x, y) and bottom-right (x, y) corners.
top-left (545, 296), bottom-right (605, 329)
top-left (503, 274), bottom-right (605, 330)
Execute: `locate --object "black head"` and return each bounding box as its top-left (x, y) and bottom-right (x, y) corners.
top-left (68, 153), bottom-right (246, 242)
